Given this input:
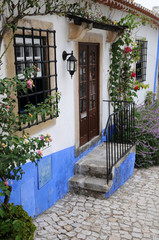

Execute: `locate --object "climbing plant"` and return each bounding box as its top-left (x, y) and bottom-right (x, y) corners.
top-left (0, 66), bottom-right (60, 206)
top-left (108, 13), bottom-right (149, 103)
top-left (0, 0), bottom-right (127, 65)
top-left (0, 0), bottom-right (106, 63)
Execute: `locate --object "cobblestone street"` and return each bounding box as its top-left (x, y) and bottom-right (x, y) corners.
top-left (34, 167), bottom-right (159, 240)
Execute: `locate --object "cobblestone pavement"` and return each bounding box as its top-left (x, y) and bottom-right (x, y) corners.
top-left (34, 167), bottom-right (159, 240)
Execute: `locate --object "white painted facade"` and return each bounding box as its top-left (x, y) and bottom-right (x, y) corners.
top-left (1, 3), bottom-right (159, 156)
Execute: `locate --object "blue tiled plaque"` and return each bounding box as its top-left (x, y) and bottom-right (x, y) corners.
top-left (38, 155), bottom-right (52, 189)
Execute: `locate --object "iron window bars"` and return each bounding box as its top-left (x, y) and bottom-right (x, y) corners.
top-left (136, 40), bottom-right (147, 82)
top-left (13, 26), bottom-right (57, 129)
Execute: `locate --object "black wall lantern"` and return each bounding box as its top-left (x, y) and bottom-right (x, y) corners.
top-left (62, 51), bottom-right (77, 78)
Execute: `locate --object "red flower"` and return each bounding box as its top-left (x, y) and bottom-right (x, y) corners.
top-left (135, 86), bottom-right (139, 91)
top-left (131, 72), bottom-right (136, 78)
top-left (124, 47), bottom-right (132, 53)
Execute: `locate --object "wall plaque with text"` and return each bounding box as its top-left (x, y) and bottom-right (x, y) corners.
top-left (38, 155), bottom-right (52, 189)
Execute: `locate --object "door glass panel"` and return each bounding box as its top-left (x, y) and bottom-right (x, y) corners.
top-left (80, 51), bottom-right (83, 64)
top-left (89, 66), bottom-right (92, 80)
top-left (80, 83), bottom-right (83, 98)
top-left (80, 99), bottom-right (83, 113)
top-left (83, 82), bottom-right (86, 97)
top-left (80, 67), bottom-right (82, 82)
top-left (93, 81), bottom-right (95, 94)
top-left (93, 50), bottom-right (95, 64)
top-left (83, 50), bottom-right (86, 64)
top-left (83, 67), bottom-right (86, 81)
top-left (89, 95), bottom-right (92, 109)
top-left (83, 99), bottom-right (86, 112)
top-left (93, 95), bottom-right (95, 108)
top-left (79, 47), bottom-right (87, 115)
top-left (90, 51), bottom-right (92, 64)
top-left (89, 82), bottom-right (92, 95)
top-left (92, 66), bottom-right (95, 79)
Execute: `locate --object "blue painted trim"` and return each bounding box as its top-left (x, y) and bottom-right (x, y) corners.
top-left (105, 152), bottom-right (135, 198)
top-left (153, 29), bottom-right (159, 101)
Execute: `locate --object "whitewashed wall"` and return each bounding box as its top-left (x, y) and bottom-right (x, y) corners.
top-left (1, 4), bottom-right (158, 156)
top-left (27, 15), bottom-right (76, 154)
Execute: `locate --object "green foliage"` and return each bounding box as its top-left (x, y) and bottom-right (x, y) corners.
top-left (0, 66), bottom-right (60, 204)
top-left (144, 90), bottom-right (154, 105)
top-left (134, 101), bottom-right (159, 168)
top-left (108, 13), bottom-right (149, 104)
top-left (0, 203), bottom-right (36, 240)
top-left (0, 182), bottom-right (10, 198)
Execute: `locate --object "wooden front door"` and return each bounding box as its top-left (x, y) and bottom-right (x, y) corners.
top-left (79, 43), bottom-right (99, 146)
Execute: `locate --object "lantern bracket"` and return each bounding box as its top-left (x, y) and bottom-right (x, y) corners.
top-left (62, 51), bottom-right (72, 60)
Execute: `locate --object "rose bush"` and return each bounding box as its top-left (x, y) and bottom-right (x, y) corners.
top-left (109, 14), bottom-right (149, 104)
top-left (0, 66), bottom-right (60, 206)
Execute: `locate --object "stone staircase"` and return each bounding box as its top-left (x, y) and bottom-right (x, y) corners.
top-left (68, 143), bottom-right (113, 197)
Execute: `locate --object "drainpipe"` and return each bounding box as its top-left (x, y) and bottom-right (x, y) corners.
top-left (153, 28), bottom-right (159, 101)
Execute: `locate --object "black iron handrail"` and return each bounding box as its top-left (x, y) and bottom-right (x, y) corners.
top-left (103, 100), bottom-right (135, 184)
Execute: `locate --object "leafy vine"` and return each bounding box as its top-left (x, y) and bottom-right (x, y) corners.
top-left (108, 13), bottom-right (150, 103)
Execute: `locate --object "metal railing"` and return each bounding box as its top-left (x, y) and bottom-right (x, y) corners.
top-left (103, 100), bottom-right (135, 184)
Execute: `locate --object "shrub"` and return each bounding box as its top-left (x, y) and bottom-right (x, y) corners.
top-left (0, 203), bottom-right (36, 240)
top-left (0, 66), bottom-right (60, 238)
top-left (135, 101), bottom-right (159, 168)
top-left (0, 66), bottom-right (60, 205)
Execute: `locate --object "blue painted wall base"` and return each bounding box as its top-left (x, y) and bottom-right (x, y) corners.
top-left (0, 134), bottom-right (135, 217)
top-left (105, 151), bottom-right (136, 198)
top-left (6, 146), bottom-right (76, 218)
top-left (0, 137), bottom-right (103, 218)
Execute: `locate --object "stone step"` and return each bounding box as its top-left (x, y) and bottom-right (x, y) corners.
top-left (75, 159), bottom-right (107, 178)
top-left (68, 174), bottom-right (109, 193)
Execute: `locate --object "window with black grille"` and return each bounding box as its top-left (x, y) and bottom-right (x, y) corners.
top-left (136, 40), bottom-right (147, 82)
top-left (14, 26), bottom-right (58, 129)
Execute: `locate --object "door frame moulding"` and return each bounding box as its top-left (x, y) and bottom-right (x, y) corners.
top-left (78, 42), bottom-right (99, 146)
top-left (74, 33), bottom-right (103, 152)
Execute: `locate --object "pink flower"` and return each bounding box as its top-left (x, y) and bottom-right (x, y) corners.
top-left (37, 150), bottom-right (43, 156)
top-left (1, 104), bottom-right (3, 107)
top-left (9, 95), bottom-right (14, 100)
top-left (37, 68), bottom-right (40, 72)
top-left (27, 80), bottom-right (32, 89)
top-left (131, 72), bottom-right (136, 78)
top-left (6, 105), bottom-right (9, 109)
top-left (40, 136), bottom-right (44, 140)
top-left (4, 181), bottom-right (8, 186)
top-left (50, 138), bottom-right (52, 142)
top-left (124, 47), bottom-right (132, 53)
